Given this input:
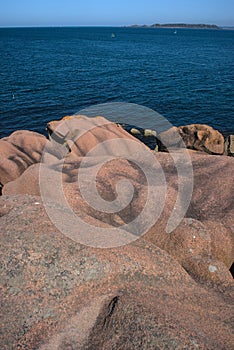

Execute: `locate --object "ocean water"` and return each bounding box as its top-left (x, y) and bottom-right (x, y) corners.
top-left (0, 27), bottom-right (233, 138)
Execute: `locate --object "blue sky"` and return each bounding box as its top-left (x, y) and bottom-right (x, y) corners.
top-left (0, 0), bottom-right (233, 27)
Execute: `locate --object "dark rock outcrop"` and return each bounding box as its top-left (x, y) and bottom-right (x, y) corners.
top-left (224, 134), bottom-right (234, 156)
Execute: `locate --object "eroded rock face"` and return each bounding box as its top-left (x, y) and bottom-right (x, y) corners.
top-left (0, 195), bottom-right (233, 350)
top-left (0, 116), bottom-right (234, 349)
top-left (0, 130), bottom-right (47, 185)
top-left (178, 124), bottom-right (224, 155)
top-left (2, 118), bottom-right (234, 283)
top-left (46, 114), bottom-right (143, 157)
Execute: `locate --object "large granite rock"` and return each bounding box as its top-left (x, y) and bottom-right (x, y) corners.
top-left (144, 151), bottom-right (234, 285)
top-left (0, 130), bottom-right (47, 185)
top-left (0, 195), bottom-right (233, 350)
top-left (177, 124), bottom-right (224, 155)
top-left (2, 118), bottom-right (234, 280)
top-left (136, 123), bottom-right (225, 155)
top-left (157, 126), bottom-right (183, 151)
top-left (0, 116), bottom-right (233, 349)
top-left (46, 115), bottom-right (143, 156)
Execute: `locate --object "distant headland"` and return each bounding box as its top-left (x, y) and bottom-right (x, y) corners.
top-left (125, 23), bottom-right (221, 29)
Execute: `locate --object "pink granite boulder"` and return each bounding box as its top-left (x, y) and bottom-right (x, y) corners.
top-left (178, 124), bottom-right (224, 154)
top-left (0, 130), bottom-right (47, 185)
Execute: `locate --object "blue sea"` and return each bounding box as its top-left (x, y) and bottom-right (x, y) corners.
top-left (0, 27), bottom-right (233, 138)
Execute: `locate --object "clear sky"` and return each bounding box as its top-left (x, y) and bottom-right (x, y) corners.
top-left (0, 0), bottom-right (233, 27)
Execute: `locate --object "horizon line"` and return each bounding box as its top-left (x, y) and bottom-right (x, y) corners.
top-left (0, 23), bottom-right (234, 29)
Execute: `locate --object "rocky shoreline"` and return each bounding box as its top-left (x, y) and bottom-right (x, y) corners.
top-left (0, 115), bottom-right (233, 349)
top-left (117, 122), bottom-right (234, 156)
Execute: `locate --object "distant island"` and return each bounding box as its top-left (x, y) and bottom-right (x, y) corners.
top-left (126, 23), bottom-right (221, 29)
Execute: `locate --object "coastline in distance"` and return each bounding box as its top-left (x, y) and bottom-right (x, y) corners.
top-left (125, 23), bottom-right (221, 29)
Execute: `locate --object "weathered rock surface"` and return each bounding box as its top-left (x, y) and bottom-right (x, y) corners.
top-left (0, 195), bottom-right (233, 350)
top-left (224, 134), bottom-right (234, 156)
top-left (2, 118), bottom-right (234, 282)
top-left (1, 116), bottom-right (234, 349)
top-left (157, 126), bottom-right (183, 151)
top-left (137, 123), bottom-right (225, 155)
top-left (0, 130), bottom-right (47, 185)
top-left (144, 151), bottom-right (234, 286)
top-left (177, 124), bottom-right (224, 155)
top-left (46, 115), bottom-right (142, 156)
